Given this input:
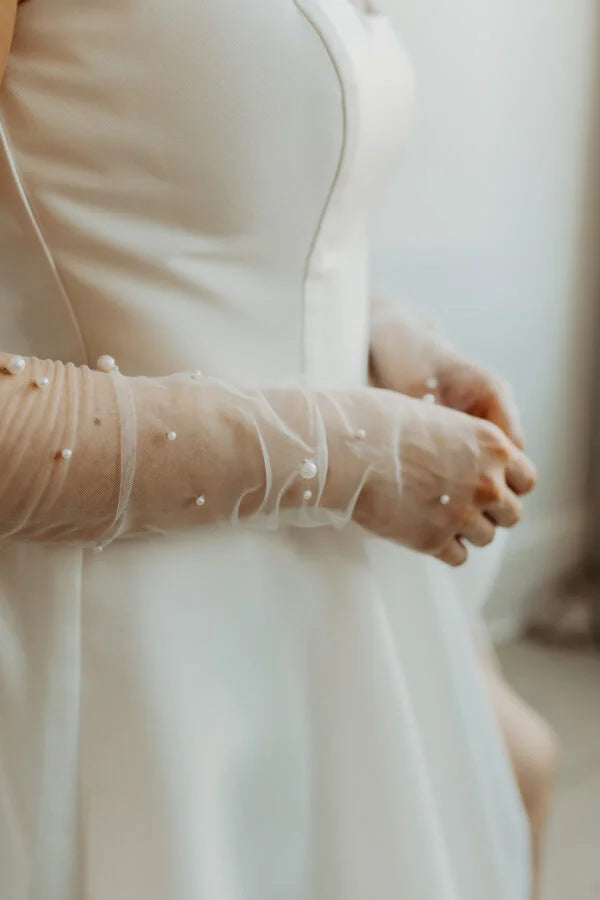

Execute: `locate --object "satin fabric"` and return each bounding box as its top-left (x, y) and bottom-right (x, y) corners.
top-left (0, 1), bottom-right (529, 897)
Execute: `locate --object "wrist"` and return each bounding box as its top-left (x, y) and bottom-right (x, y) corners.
top-left (370, 314), bottom-right (460, 394)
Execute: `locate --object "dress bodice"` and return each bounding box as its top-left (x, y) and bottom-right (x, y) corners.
top-left (0, 0), bottom-right (413, 386)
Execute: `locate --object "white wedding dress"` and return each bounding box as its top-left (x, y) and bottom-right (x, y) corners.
top-left (0, 1), bottom-right (529, 897)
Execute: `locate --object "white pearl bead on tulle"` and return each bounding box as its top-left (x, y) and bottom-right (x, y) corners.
top-left (299, 459), bottom-right (318, 480)
top-left (60, 448), bottom-right (73, 460)
top-left (440, 494), bottom-right (451, 505)
top-left (6, 356), bottom-right (25, 375)
top-left (425, 377), bottom-right (439, 390)
top-left (355, 428), bottom-right (367, 440)
top-left (166, 431), bottom-right (177, 441)
top-left (97, 354), bottom-right (117, 373)
top-left (195, 495), bottom-right (206, 507)
top-left (423, 393), bottom-right (436, 404)
top-left (303, 489), bottom-right (313, 501)
top-left (35, 376), bottom-right (50, 389)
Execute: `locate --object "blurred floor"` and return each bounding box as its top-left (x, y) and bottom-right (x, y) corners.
top-left (498, 640), bottom-right (600, 900)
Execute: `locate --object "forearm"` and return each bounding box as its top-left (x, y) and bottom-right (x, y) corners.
top-left (0, 353), bottom-right (375, 545)
top-left (0, 349), bottom-right (533, 561)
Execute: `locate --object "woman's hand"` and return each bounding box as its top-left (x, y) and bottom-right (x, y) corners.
top-left (0, 351), bottom-right (533, 563)
top-left (369, 300), bottom-right (525, 448)
top-left (321, 389), bottom-right (536, 566)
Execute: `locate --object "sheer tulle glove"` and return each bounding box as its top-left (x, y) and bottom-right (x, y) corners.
top-left (0, 352), bottom-right (534, 565)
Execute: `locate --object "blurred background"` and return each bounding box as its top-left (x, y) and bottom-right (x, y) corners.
top-left (370, 1), bottom-right (600, 896)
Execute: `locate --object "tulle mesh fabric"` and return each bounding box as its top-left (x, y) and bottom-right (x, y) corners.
top-left (0, 353), bottom-right (404, 546)
top-left (0, 351), bottom-right (528, 556)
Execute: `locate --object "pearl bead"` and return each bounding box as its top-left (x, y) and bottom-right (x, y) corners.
top-left (6, 356), bottom-right (26, 375)
top-left (191, 370), bottom-right (203, 380)
top-left (299, 458), bottom-right (318, 480)
top-left (195, 495), bottom-right (206, 507)
top-left (166, 430), bottom-right (177, 441)
top-left (303, 489), bottom-right (313, 501)
top-left (94, 542), bottom-right (105, 552)
top-left (423, 393), bottom-right (436, 404)
top-left (355, 428), bottom-right (367, 440)
top-left (425, 377), bottom-right (439, 390)
top-left (440, 494), bottom-right (451, 505)
top-left (97, 354), bottom-right (117, 373)
top-left (60, 448), bottom-right (73, 460)
top-left (35, 376), bottom-right (50, 389)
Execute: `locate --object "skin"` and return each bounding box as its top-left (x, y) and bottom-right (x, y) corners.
top-left (0, 8), bottom-right (553, 896)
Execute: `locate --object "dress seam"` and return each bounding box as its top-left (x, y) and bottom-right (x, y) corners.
top-left (0, 114), bottom-right (91, 366)
top-left (291, 0), bottom-right (350, 376)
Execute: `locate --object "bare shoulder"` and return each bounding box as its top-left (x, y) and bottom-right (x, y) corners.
top-left (0, 0), bottom-right (19, 85)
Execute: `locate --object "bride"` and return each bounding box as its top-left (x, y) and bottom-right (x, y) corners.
top-left (0, 1), bottom-right (539, 897)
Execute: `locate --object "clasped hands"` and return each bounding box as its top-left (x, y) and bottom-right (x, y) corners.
top-left (363, 299), bottom-right (536, 566)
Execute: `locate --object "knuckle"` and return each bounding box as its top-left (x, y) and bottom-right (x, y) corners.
top-left (461, 507), bottom-right (479, 527)
top-left (474, 476), bottom-right (501, 505)
top-left (478, 417), bottom-right (500, 439)
top-left (479, 420), bottom-right (510, 457)
top-left (419, 530), bottom-right (445, 554)
top-left (493, 443), bottom-right (511, 463)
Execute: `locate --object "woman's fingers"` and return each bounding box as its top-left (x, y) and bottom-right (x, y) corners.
top-left (460, 514), bottom-right (496, 548)
top-left (484, 386), bottom-right (526, 451)
top-left (506, 447), bottom-right (537, 496)
top-left (436, 538), bottom-right (468, 567)
top-left (475, 428), bottom-right (534, 529)
top-left (485, 489), bottom-right (523, 527)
